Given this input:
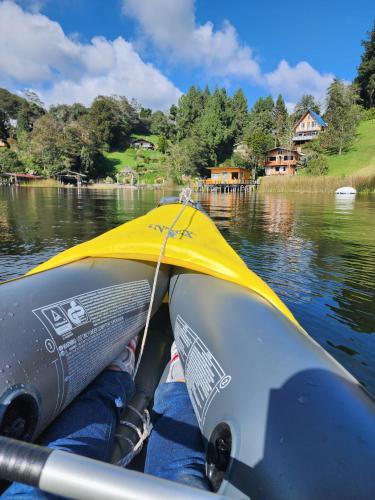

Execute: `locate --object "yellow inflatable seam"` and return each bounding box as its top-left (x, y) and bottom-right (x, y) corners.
top-left (28, 204), bottom-right (299, 326)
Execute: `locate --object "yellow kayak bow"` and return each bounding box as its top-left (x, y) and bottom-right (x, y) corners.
top-left (28, 203), bottom-right (298, 326)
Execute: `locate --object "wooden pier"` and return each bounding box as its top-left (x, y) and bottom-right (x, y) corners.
top-left (198, 180), bottom-right (256, 193)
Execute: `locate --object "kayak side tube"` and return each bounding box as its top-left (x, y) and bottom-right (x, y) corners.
top-left (0, 258), bottom-right (169, 441)
top-left (169, 268), bottom-right (375, 500)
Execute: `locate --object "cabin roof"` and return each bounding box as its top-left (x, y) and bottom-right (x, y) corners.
top-left (1, 172), bottom-right (42, 179)
top-left (295, 108), bottom-right (327, 129)
top-left (57, 170), bottom-right (87, 177)
top-left (131, 138), bottom-right (155, 145)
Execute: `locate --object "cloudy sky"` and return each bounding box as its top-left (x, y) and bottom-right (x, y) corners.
top-left (0, 0), bottom-right (373, 110)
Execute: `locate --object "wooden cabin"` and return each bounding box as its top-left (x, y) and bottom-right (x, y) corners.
top-left (205, 166), bottom-right (252, 185)
top-left (131, 139), bottom-right (155, 150)
top-left (264, 148), bottom-right (301, 176)
top-left (293, 109), bottom-right (327, 144)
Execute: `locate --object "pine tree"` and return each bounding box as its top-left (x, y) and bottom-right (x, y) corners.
top-left (175, 86), bottom-right (206, 140)
top-left (196, 87), bottom-right (234, 163)
top-left (247, 96), bottom-right (275, 136)
top-left (230, 88), bottom-right (249, 141)
top-left (274, 94), bottom-right (288, 146)
top-left (355, 20), bottom-right (375, 108)
top-left (322, 79), bottom-right (361, 155)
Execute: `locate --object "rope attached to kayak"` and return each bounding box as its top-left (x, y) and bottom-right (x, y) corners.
top-left (133, 187), bottom-right (193, 378)
top-left (116, 407), bottom-right (152, 468)
top-left (115, 188), bottom-right (193, 468)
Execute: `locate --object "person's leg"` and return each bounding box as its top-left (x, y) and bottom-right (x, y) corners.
top-left (145, 344), bottom-right (211, 491)
top-left (2, 339), bottom-right (137, 499)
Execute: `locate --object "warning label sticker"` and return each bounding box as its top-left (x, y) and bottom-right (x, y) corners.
top-left (33, 280), bottom-right (151, 412)
top-left (40, 299), bottom-right (90, 337)
top-left (174, 315), bottom-right (231, 428)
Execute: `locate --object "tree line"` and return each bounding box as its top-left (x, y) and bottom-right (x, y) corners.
top-left (0, 19), bottom-right (374, 180)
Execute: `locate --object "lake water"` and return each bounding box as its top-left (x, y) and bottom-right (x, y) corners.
top-left (1, 186), bottom-right (374, 395)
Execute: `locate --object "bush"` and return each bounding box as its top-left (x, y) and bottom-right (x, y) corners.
top-left (0, 149), bottom-right (23, 173)
top-left (361, 108), bottom-right (375, 121)
top-left (305, 154), bottom-right (328, 176)
top-left (157, 135), bottom-right (168, 153)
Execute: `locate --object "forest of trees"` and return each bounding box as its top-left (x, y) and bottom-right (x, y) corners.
top-left (0, 19), bottom-right (374, 181)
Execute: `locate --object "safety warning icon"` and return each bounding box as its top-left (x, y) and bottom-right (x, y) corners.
top-left (36, 298), bottom-right (90, 337)
top-left (62, 300), bottom-right (88, 326)
top-left (41, 305), bottom-right (72, 336)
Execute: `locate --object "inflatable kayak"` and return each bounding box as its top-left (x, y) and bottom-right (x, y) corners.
top-left (0, 196), bottom-right (375, 499)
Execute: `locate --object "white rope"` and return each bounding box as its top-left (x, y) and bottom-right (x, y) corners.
top-left (133, 187), bottom-right (194, 378)
top-left (116, 409), bottom-right (152, 468)
top-left (117, 188), bottom-right (194, 468)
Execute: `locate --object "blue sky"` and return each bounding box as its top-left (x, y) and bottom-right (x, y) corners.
top-left (0, 0), bottom-right (373, 110)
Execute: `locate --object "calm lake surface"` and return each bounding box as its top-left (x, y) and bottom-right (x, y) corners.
top-left (1, 186), bottom-right (374, 395)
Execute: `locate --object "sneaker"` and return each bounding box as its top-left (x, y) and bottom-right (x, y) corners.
top-left (166, 341), bottom-right (185, 383)
top-left (109, 336), bottom-right (138, 376)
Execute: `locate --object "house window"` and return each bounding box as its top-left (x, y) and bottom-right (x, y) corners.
top-left (301, 123), bottom-right (305, 129)
top-left (232, 172), bottom-right (239, 179)
top-left (276, 167), bottom-right (280, 172)
top-left (269, 156), bottom-right (276, 161)
top-left (212, 173), bottom-right (219, 179)
top-left (280, 166), bottom-right (285, 172)
top-left (311, 121), bottom-right (316, 128)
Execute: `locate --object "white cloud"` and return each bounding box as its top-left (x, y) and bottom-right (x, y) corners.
top-left (17, 0), bottom-right (47, 13)
top-left (0, 0), bottom-right (336, 109)
top-left (122, 0), bottom-right (262, 82)
top-left (42, 37), bottom-right (182, 109)
top-left (0, 1), bottom-right (181, 109)
top-left (122, 0), bottom-right (334, 104)
top-left (265, 60), bottom-right (334, 105)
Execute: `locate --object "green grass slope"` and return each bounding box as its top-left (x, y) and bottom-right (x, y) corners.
top-left (102, 134), bottom-right (165, 183)
top-left (327, 120), bottom-right (375, 176)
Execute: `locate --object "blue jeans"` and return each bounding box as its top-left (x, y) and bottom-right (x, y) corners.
top-left (2, 370), bottom-right (210, 498)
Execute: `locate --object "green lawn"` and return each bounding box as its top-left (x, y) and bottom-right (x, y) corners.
top-left (103, 134), bottom-right (162, 173)
top-left (102, 134), bottom-right (166, 183)
top-left (327, 120), bottom-right (375, 176)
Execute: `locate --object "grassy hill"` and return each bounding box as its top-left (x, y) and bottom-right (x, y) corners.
top-left (103, 134), bottom-right (166, 183)
top-left (327, 120), bottom-right (375, 176)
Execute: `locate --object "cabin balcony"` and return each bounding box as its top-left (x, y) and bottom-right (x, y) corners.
top-left (293, 131), bottom-right (319, 141)
top-left (264, 160), bottom-right (297, 168)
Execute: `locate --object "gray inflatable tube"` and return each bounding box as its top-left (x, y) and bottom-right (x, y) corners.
top-left (0, 258), bottom-right (169, 441)
top-left (169, 268), bottom-right (375, 500)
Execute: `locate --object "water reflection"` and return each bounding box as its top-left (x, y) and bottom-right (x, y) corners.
top-left (334, 194), bottom-right (356, 213)
top-left (1, 187), bottom-right (375, 394)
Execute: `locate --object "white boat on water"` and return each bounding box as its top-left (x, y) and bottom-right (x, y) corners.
top-left (335, 186), bottom-right (357, 195)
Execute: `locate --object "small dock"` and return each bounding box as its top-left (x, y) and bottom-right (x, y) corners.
top-left (199, 180), bottom-right (256, 193)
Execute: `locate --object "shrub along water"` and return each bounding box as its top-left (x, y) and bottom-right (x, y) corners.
top-left (258, 173), bottom-right (375, 193)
